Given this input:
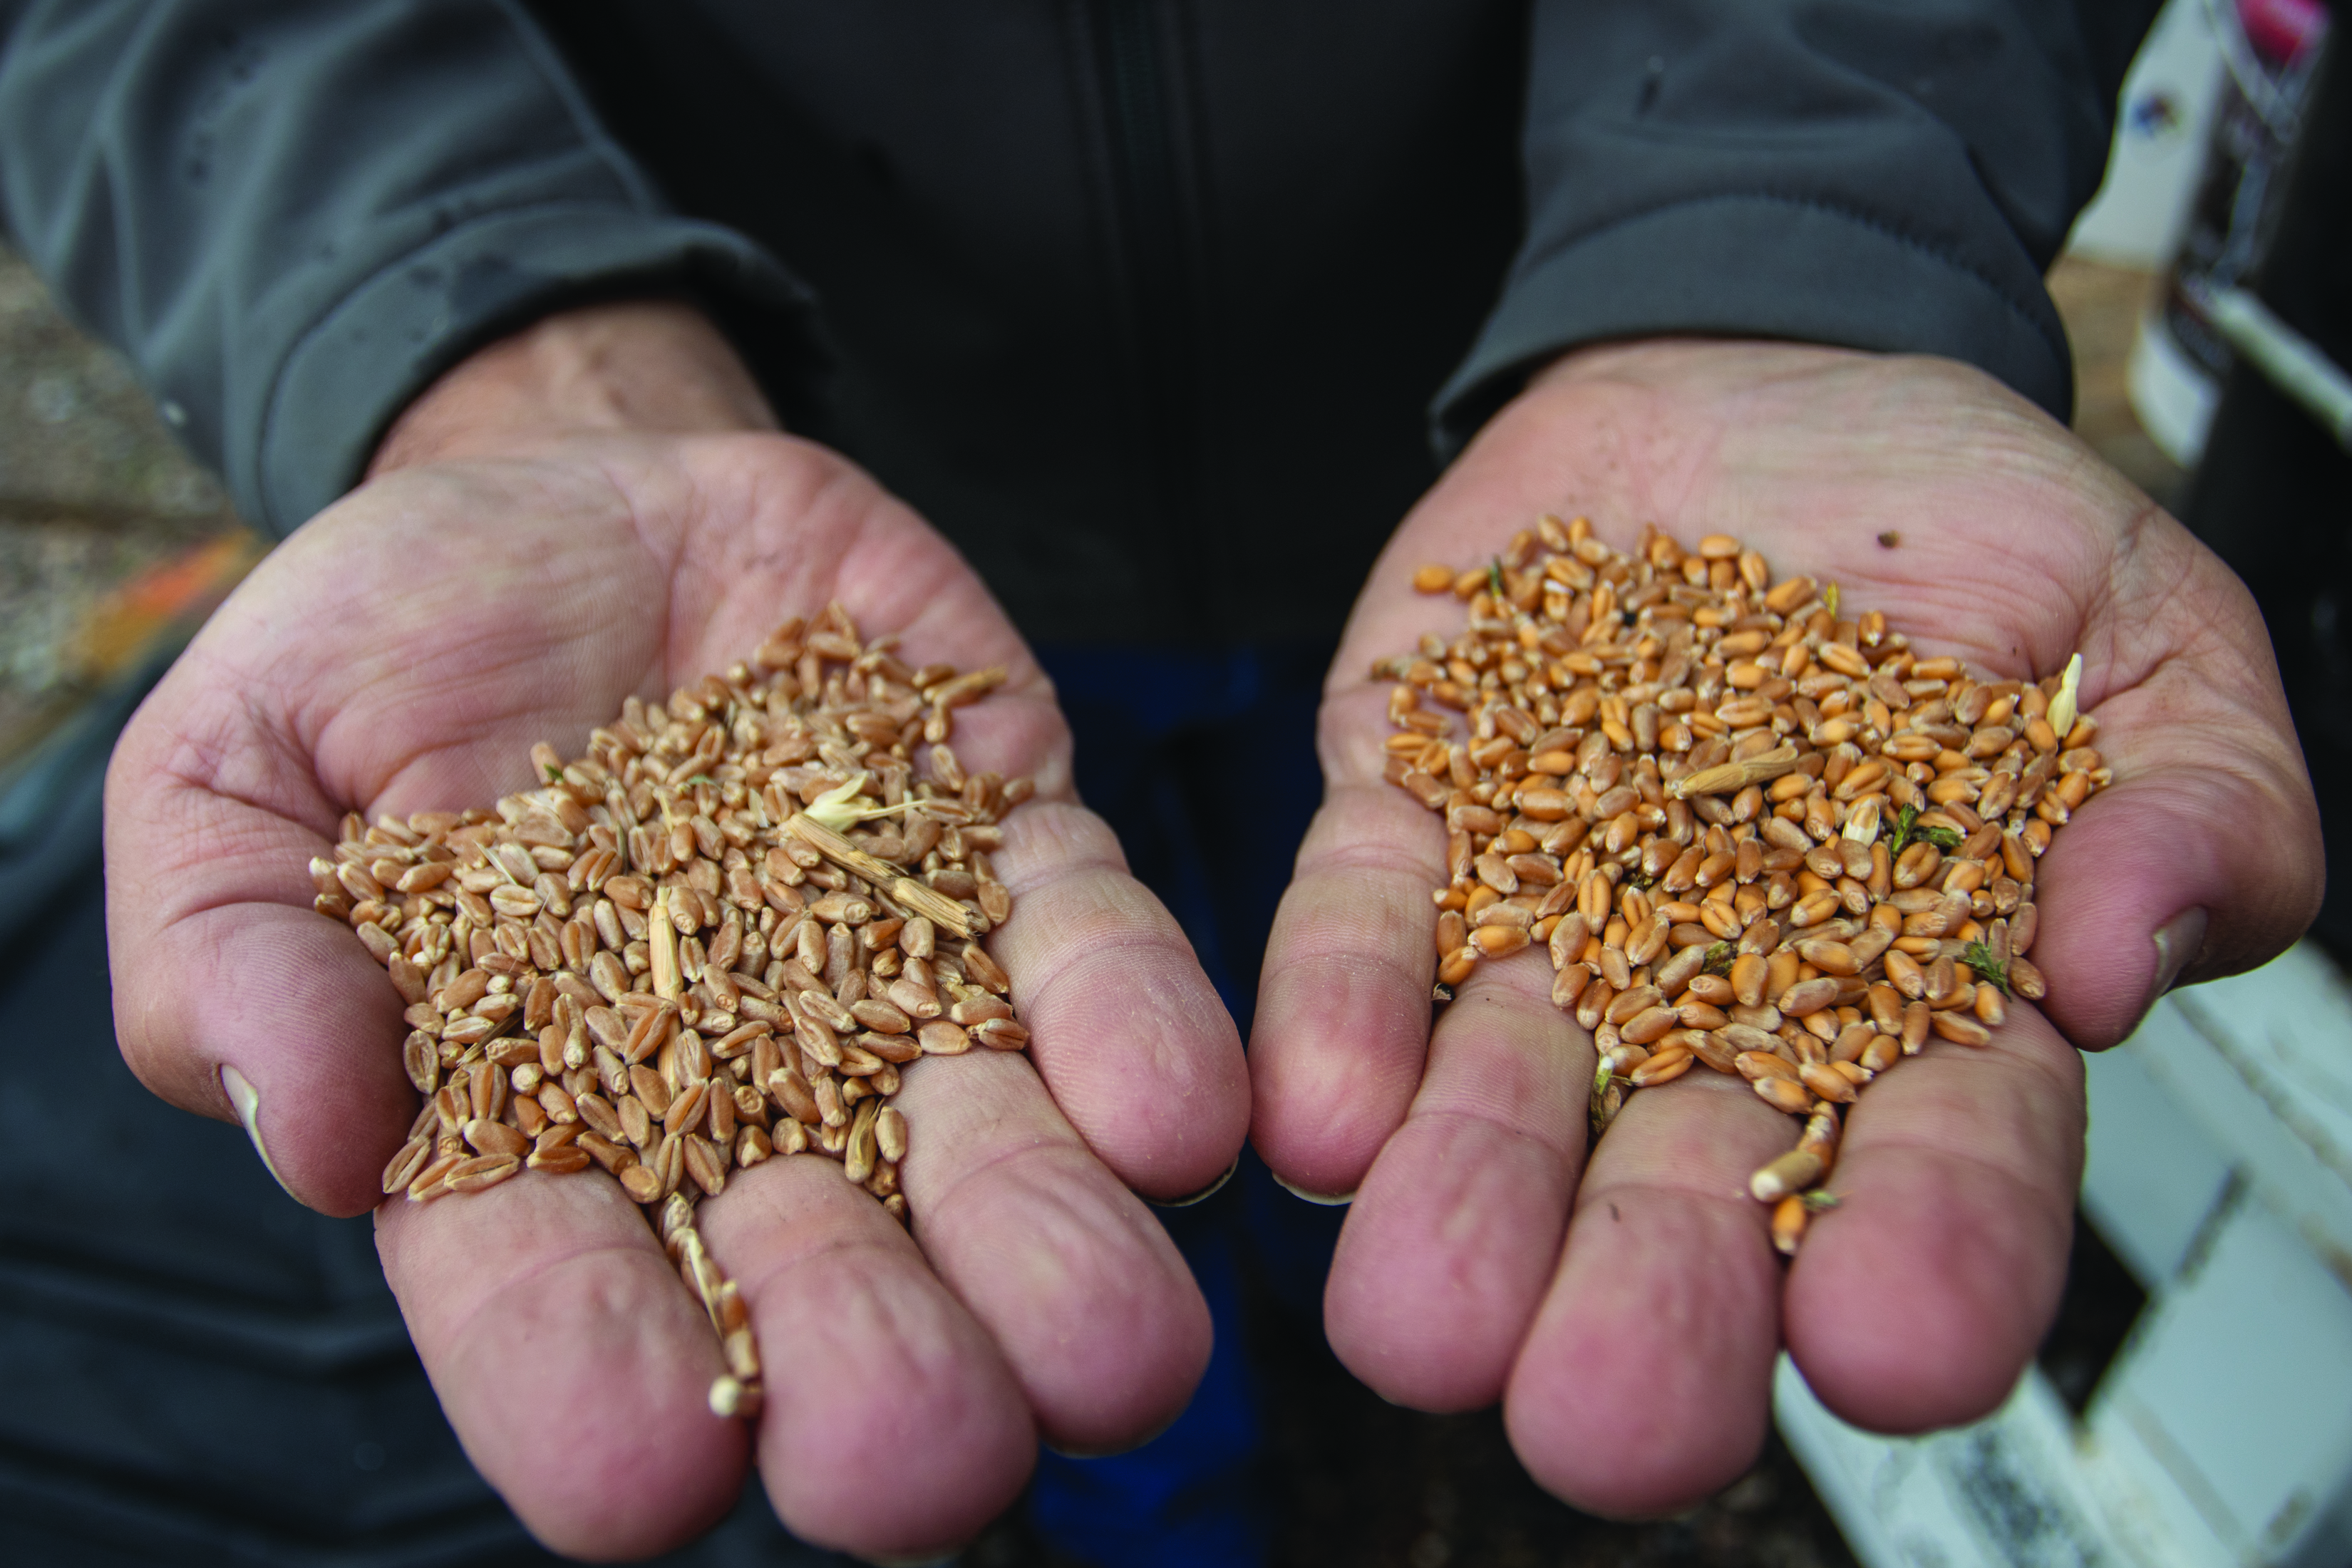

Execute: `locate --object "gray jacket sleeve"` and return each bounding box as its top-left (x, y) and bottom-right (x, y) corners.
top-left (0, 0), bottom-right (818, 538)
top-left (1433, 0), bottom-right (2162, 449)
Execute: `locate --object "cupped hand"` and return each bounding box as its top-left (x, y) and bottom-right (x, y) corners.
top-left (1251, 339), bottom-right (2318, 1515)
top-left (103, 306), bottom-right (1247, 1560)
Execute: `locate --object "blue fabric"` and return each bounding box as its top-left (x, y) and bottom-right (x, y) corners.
top-left (1028, 1217), bottom-right (1267, 1568)
top-left (1022, 641), bottom-right (1345, 1568)
top-left (1034, 641), bottom-right (1329, 1021)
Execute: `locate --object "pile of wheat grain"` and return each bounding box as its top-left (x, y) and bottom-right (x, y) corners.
top-left (1383, 517), bottom-right (2105, 1253)
top-left (311, 603), bottom-right (1033, 1416)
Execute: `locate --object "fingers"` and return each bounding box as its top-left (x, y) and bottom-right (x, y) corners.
top-left (376, 1174), bottom-right (750, 1562)
top-left (986, 801), bottom-right (1249, 1200)
top-left (1783, 1007), bottom-right (2083, 1432)
top-left (386, 1154), bottom-right (1031, 1564)
top-left (1250, 684), bottom-right (1448, 1197)
top-left (1492, 1014), bottom-right (2078, 1518)
top-left (2031, 516), bottom-right (2320, 1046)
top-left (379, 1048), bottom-right (1210, 1562)
top-left (1321, 947), bottom-right (1587, 1410)
top-left (894, 1047), bottom-right (1213, 1452)
top-left (707, 1045), bottom-right (1213, 1554)
top-left (696, 1157), bottom-right (1036, 1559)
top-left (1500, 1073), bottom-right (1790, 1517)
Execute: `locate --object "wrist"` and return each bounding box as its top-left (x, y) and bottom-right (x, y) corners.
top-left (367, 299), bottom-right (778, 476)
top-left (1525, 335), bottom-right (1841, 393)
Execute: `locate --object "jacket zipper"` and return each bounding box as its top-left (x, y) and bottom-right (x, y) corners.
top-left (1090, 0), bottom-right (1206, 620)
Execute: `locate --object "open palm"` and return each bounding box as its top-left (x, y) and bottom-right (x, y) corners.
top-left (1251, 340), bottom-right (2318, 1514)
top-left (103, 428), bottom-right (1249, 1559)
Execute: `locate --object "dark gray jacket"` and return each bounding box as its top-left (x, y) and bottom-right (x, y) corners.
top-left (0, 0), bottom-right (2155, 642)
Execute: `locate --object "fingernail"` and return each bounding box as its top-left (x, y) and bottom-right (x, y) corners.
top-left (1041, 1439), bottom-right (1125, 1460)
top-left (1271, 1171), bottom-right (1356, 1207)
top-left (1150, 1155), bottom-right (1239, 1209)
top-left (220, 1065), bottom-right (296, 1199)
top-left (2145, 907), bottom-right (2209, 1016)
top-left (1043, 1403), bottom-right (1187, 1460)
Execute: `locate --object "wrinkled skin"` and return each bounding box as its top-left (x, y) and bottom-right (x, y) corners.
top-left (1250, 339), bottom-right (2319, 1517)
top-left (104, 319), bottom-right (1251, 1560)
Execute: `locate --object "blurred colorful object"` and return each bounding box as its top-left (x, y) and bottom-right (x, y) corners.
top-left (66, 527), bottom-right (262, 684)
top-left (2131, 0), bottom-right (2335, 464)
top-left (0, 523), bottom-right (262, 775)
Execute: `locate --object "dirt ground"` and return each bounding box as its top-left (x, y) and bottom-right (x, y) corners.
top-left (951, 1278), bottom-right (1862, 1568)
top-left (1247, 1296), bottom-right (1855, 1568)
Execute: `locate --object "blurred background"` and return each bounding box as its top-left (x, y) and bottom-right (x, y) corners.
top-left (1, 1), bottom-right (2346, 1564)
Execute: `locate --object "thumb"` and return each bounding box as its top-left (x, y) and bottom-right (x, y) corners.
top-left (105, 669), bottom-right (413, 1217)
top-left (2029, 663), bottom-right (2320, 1051)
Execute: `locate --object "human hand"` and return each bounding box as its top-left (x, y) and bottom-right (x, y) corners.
top-left (104, 304), bottom-right (1247, 1559)
top-left (1250, 339), bottom-right (2318, 1514)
